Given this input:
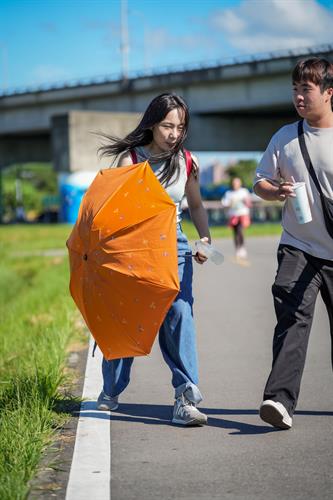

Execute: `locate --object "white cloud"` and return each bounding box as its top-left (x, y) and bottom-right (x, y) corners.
top-left (212, 0), bottom-right (333, 53)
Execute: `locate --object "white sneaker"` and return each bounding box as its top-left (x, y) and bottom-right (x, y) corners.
top-left (259, 400), bottom-right (292, 429)
top-left (237, 246), bottom-right (247, 259)
top-left (97, 391), bottom-right (119, 411)
top-left (172, 394), bottom-right (207, 426)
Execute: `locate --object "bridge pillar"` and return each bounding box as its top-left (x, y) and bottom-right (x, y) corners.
top-left (0, 134), bottom-right (50, 168)
top-left (51, 111), bottom-right (141, 172)
top-left (186, 112), bottom-right (297, 151)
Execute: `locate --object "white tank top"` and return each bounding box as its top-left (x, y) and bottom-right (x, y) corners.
top-left (133, 146), bottom-right (188, 223)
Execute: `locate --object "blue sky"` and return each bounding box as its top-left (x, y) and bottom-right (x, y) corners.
top-left (1, 0), bottom-right (333, 91)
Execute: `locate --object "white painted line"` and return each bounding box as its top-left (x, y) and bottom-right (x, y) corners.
top-left (66, 337), bottom-right (111, 500)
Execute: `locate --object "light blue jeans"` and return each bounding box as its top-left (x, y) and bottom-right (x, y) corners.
top-left (101, 226), bottom-right (203, 404)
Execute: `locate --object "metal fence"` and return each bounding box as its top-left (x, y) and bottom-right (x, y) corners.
top-left (183, 200), bottom-right (283, 226)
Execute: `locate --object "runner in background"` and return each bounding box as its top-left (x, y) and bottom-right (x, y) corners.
top-left (221, 177), bottom-right (252, 259)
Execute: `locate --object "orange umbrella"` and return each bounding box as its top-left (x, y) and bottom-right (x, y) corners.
top-left (66, 161), bottom-right (180, 360)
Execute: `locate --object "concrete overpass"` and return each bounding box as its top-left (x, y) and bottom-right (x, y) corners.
top-left (0, 45), bottom-right (332, 170)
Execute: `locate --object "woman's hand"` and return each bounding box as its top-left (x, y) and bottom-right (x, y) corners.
top-left (194, 237), bottom-right (209, 265)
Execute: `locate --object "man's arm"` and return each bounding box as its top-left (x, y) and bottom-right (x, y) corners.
top-left (254, 179), bottom-right (295, 202)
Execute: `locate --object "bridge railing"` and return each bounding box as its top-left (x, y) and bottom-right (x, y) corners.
top-left (1, 43), bottom-right (332, 97)
top-left (182, 200), bottom-right (283, 226)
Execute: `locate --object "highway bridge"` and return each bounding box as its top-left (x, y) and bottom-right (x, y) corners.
top-left (0, 44), bottom-right (332, 171)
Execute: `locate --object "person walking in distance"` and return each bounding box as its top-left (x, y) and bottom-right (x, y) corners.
top-left (254, 57), bottom-right (333, 429)
top-left (222, 177), bottom-right (251, 259)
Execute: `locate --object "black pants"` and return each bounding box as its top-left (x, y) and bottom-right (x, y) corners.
top-left (232, 223), bottom-right (244, 249)
top-left (263, 244), bottom-right (333, 415)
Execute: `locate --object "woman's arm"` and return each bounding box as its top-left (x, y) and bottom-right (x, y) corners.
top-left (185, 154), bottom-right (211, 264)
top-left (245, 188), bottom-right (253, 208)
top-left (221, 192), bottom-right (230, 208)
top-left (117, 152), bottom-right (133, 167)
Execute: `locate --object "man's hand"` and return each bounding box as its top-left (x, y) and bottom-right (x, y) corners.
top-left (275, 182), bottom-right (296, 201)
top-left (254, 179), bottom-right (296, 202)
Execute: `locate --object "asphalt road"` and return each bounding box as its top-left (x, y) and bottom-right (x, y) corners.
top-left (109, 236), bottom-right (333, 500)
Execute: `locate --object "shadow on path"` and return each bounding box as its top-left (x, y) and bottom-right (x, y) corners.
top-left (73, 402), bottom-right (272, 434)
top-left (68, 401), bottom-right (333, 434)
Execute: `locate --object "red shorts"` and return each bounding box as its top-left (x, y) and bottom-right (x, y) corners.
top-left (229, 215), bottom-right (251, 228)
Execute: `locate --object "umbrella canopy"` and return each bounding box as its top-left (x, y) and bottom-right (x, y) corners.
top-left (67, 161), bottom-right (180, 360)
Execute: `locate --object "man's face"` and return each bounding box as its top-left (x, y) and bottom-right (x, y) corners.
top-left (292, 80), bottom-right (333, 120)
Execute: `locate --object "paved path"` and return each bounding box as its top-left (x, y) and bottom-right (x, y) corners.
top-left (68, 236), bottom-right (333, 500)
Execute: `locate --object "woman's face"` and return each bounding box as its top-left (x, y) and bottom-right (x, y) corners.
top-left (232, 178), bottom-right (242, 190)
top-left (150, 107), bottom-right (185, 153)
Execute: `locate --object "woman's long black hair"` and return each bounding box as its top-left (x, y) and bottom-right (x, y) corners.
top-left (99, 93), bottom-right (196, 185)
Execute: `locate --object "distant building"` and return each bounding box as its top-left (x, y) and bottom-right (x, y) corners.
top-left (200, 161), bottom-right (226, 186)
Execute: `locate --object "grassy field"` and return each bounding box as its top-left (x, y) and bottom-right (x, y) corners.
top-left (181, 220), bottom-right (282, 240)
top-left (0, 224), bottom-right (84, 499)
top-left (0, 221), bottom-right (281, 498)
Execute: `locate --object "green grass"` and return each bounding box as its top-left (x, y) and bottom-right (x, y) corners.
top-left (0, 221), bottom-right (281, 251)
top-left (181, 220), bottom-right (282, 240)
top-left (0, 223), bottom-right (72, 251)
top-left (0, 224), bottom-right (84, 499)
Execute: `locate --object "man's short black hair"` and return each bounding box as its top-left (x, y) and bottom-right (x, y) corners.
top-left (292, 57), bottom-right (333, 93)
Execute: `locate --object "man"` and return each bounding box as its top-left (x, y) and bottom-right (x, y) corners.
top-left (254, 57), bottom-right (333, 429)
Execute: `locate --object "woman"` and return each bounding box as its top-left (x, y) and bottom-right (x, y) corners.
top-left (222, 177), bottom-right (251, 259)
top-left (96, 93), bottom-right (211, 426)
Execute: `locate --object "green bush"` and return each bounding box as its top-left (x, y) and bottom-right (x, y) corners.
top-left (225, 159), bottom-right (258, 189)
top-left (1, 163), bottom-right (58, 220)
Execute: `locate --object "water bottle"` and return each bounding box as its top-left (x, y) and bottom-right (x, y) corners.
top-left (195, 240), bottom-right (224, 265)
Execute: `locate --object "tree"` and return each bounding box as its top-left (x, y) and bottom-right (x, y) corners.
top-left (225, 159), bottom-right (258, 189)
top-left (2, 163), bottom-right (58, 222)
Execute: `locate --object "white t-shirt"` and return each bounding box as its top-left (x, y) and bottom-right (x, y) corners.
top-left (222, 188), bottom-right (250, 217)
top-left (254, 119), bottom-right (333, 260)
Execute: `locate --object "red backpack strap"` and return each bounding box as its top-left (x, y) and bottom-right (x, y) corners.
top-left (129, 149), bottom-right (138, 164)
top-left (184, 149), bottom-right (193, 177)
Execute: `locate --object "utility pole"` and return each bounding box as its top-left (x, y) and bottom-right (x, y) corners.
top-left (131, 9), bottom-right (149, 71)
top-left (15, 165), bottom-right (25, 222)
top-left (0, 169), bottom-right (3, 224)
top-left (0, 43), bottom-right (7, 222)
top-left (120, 0), bottom-right (129, 81)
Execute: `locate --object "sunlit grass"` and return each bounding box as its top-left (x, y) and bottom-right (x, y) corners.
top-left (0, 223), bottom-right (72, 252)
top-left (0, 225), bottom-right (84, 499)
top-left (181, 220), bottom-right (282, 240)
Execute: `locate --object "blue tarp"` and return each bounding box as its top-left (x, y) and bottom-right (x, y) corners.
top-left (59, 171), bottom-right (98, 223)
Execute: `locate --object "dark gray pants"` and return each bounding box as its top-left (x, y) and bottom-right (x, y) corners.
top-left (263, 244), bottom-right (333, 416)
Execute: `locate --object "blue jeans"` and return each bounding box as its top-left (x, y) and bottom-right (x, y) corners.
top-left (102, 227), bottom-right (203, 404)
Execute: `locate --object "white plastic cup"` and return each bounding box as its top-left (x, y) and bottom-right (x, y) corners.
top-left (291, 182), bottom-right (312, 224)
top-left (195, 240), bottom-right (224, 265)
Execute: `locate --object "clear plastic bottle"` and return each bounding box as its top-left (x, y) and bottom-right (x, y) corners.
top-left (195, 240), bottom-right (224, 265)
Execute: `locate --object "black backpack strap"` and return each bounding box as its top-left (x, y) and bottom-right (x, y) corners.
top-left (92, 340), bottom-right (98, 357)
top-left (297, 120), bottom-right (323, 196)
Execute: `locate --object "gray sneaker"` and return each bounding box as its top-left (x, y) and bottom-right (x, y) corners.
top-left (172, 394), bottom-right (207, 426)
top-left (97, 391), bottom-right (119, 411)
top-left (259, 400), bottom-right (292, 429)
